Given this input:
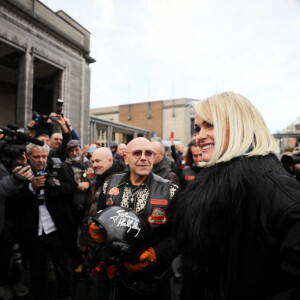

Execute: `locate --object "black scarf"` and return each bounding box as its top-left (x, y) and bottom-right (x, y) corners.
top-left (176, 154), bottom-right (284, 300)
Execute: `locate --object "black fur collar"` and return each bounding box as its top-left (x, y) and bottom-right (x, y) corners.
top-left (176, 154), bottom-right (283, 299)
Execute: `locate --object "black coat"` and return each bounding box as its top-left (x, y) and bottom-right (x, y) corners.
top-left (177, 155), bottom-right (300, 300)
top-left (180, 164), bottom-right (202, 190)
top-left (16, 166), bottom-right (76, 248)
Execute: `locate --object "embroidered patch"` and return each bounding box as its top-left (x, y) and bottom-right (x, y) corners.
top-left (150, 199), bottom-right (168, 206)
top-left (148, 208), bottom-right (167, 225)
top-left (185, 175), bottom-right (195, 181)
top-left (106, 197), bottom-right (113, 206)
top-left (109, 187), bottom-right (119, 195)
top-left (86, 167), bottom-right (95, 178)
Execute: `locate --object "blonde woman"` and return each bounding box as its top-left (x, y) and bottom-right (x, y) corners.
top-left (176, 92), bottom-right (300, 300)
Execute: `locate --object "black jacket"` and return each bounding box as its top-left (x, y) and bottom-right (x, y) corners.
top-left (79, 159), bottom-right (127, 248)
top-left (177, 155), bottom-right (300, 300)
top-left (15, 166), bottom-right (76, 248)
top-left (100, 172), bottom-right (180, 292)
top-left (180, 164), bottom-right (202, 190)
top-left (152, 156), bottom-right (179, 185)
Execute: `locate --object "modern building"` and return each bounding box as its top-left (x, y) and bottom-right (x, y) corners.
top-left (0, 0), bottom-right (95, 144)
top-left (90, 98), bottom-right (199, 146)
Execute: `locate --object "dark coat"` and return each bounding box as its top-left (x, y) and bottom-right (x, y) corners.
top-left (79, 159), bottom-right (127, 248)
top-left (15, 166), bottom-right (76, 249)
top-left (177, 155), bottom-right (300, 300)
top-left (180, 164), bottom-right (202, 190)
top-left (153, 156), bottom-right (179, 185)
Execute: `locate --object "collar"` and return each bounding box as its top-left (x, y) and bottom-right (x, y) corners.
top-left (122, 171), bottom-right (153, 189)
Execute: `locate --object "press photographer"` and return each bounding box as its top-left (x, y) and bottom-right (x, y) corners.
top-left (281, 148), bottom-right (300, 182)
top-left (14, 142), bottom-right (77, 300)
top-left (0, 127), bottom-right (36, 299)
top-left (27, 99), bottom-right (77, 162)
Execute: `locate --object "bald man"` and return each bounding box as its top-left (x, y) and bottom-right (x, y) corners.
top-left (90, 137), bottom-right (180, 300)
top-left (114, 143), bottom-right (127, 162)
top-left (152, 140), bottom-right (179, 185)
top-left (78, 147), bottom-right (127, 270)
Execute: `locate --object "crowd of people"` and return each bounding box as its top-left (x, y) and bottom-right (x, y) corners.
top-left (0, 91), bottom-right (300, 300)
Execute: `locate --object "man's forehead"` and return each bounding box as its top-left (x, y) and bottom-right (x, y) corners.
top-left (127, 139), bottom-right (153, 151)
top-left (31, 148), bottom-right (47, 155)
top-left (51, 133), bottom-right (62, 139)
top-left (92, 152), bottom-right (106, 160)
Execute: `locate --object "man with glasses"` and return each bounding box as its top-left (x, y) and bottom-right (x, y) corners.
top-left (89, 137), bottom-right (179, 300)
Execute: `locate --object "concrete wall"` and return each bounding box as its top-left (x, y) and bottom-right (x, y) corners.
top-left (0, 0), bottom-right (94, 144)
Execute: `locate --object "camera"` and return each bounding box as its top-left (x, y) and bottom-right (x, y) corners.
top-left (0, 124), bottom-right (44, 173)
top-left (57, 99), bottom-right (64, 115)
top-left (41, 157), bottom-right (62, 188)
top-left (37, 157), bottom-right (62, 205)
top-left (31, 111), bottom-right (52, 134)
top-left (31, 99), bottom-right (64, 134)
top-left (281, 152), bottom-right (300, 167)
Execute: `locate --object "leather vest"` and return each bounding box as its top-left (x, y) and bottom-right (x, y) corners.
top-left (105, 173), bottom-right (172, 235)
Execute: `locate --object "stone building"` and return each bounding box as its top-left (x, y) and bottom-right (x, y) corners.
top-left (0, 0), bottom-right (95, 144)
top-left (90, 98), bottom-right (198, 146)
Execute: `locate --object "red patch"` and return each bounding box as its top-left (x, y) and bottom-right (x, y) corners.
top-left (106, 198), bottom-right (113, 206)
top-left (86, 167), bottom-right (95, 178)
top-left (185, 175), bottom-right (195, 181)
top-left (180, 165), bottom-right (187, 169)
top-left (148, 208), bottom-right (167, 225)
top-left (109, 187), bottom-right (119, 195)
top-left (150, 199), bottom-right (168, 206)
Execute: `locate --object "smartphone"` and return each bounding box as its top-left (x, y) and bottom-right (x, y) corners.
top-left (170, 131), bottom-right (174, 139)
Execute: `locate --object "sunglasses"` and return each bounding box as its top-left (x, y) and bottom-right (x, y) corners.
top-left (127, 150), bottom-right (155, 158)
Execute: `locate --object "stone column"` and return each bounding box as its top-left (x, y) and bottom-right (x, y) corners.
top-left (107, 125), bottom-right (113, 145)
top-left (16, 49), bottom-right (34, 128)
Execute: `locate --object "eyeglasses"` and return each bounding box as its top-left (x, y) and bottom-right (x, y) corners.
top-left (127, 150), bottom-right (155, 158)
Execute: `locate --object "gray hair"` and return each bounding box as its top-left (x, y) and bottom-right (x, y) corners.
top-left (26, 142), bottom-right (50, 156)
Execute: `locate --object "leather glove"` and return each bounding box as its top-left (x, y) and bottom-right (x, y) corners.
top-left (89, 222), bottom-right (105, 243)
top-left (124, 247), bottom-right (156, 272)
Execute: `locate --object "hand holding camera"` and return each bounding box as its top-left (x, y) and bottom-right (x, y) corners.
top-left (12, 165), bottom-right (34, 182)
top-left (31, 176), bottom-right (46, 190)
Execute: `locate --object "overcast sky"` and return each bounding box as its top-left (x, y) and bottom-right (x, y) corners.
top-left (42, 0), bottom-right (300, 133)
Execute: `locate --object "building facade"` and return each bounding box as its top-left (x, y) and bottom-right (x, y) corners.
top-left (90, 98), bottom-right (198, 146)
top-left (0, 0), bottom-right (95, 144)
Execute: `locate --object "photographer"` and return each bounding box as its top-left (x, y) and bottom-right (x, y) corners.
top-left (0, 130), bottom-right (34, 299)
top-left (15, 142), bottom-right (77, 300)
top-left (281, 147), bottom-right (300, 182)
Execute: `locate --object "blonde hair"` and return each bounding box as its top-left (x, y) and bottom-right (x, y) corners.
top-left (194, 92), bottom-right (279, 166)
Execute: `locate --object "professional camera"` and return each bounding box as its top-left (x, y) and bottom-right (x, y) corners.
top-left (41, 157), bottom-right (62, 189)
top-left (31, 99), bottom-right (64, 134)
top-left (0, 125), bottom-right (32, 172)
top-left (36, 157), bottom-right (62, 204)
top-left (281, 152), bottom-right (300, 167)
top-left (31, 111), bottom-right (52, 134)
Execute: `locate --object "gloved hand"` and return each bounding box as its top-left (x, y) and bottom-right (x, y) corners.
top-left (89, 222), bottom-right (105, 243)
top-left (124, 247), bottom-right (156, 272)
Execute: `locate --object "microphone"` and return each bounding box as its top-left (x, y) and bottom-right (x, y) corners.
top-left (0, 126), bottom-right (44, 146)
top-left (15, 131), bottom-right (44, 146)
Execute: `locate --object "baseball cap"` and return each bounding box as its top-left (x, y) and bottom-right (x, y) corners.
top-left (67, 139), bottom-right (81, 150)
top-left (87, 146), bottom-right (97, 153)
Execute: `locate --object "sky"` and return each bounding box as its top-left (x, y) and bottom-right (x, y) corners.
top-left (42, 0), bottom-right (300, 133)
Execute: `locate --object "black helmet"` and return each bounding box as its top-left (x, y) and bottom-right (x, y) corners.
top-left (109, 141), bottom-right (118, 148)
top-left (92, 206), bottom-right (147, 262)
